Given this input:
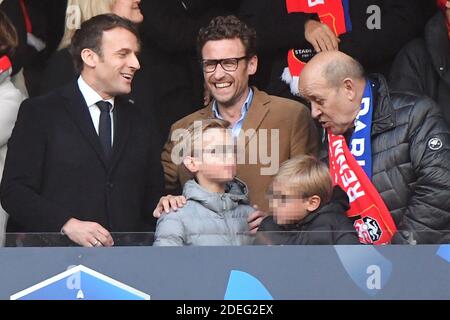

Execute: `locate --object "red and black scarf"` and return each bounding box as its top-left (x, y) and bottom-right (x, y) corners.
top-left (437, 0), bottom-right (450, 39)
top-left (282, 0), bottom-right (352, 95)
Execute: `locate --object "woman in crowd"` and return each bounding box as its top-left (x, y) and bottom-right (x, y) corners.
top-left (39, 0), bottom-right (143, 94)
top-left (0, 10), bottom-right (25, 245)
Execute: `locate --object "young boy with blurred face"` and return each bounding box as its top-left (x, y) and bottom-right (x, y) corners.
top-left (256, 155), bottom-right (359, 245)
top-left (154, 119), bottom-right (256, 246)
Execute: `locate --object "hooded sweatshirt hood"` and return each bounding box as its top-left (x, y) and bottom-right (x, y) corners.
top-left (182, 178), bottom-right (250, 215)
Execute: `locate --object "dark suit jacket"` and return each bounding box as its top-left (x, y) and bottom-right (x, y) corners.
top-left (0, 82), bottom-right (164, 232)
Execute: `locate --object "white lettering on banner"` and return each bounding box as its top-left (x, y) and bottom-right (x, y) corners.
top-left (332, 138), bottom-right (366, 202)
top-left (354, 97), bottom-right (370, 133)
top-left (339, 161), bottom-right (350, 175)
top-left (348, 182), bottom-right (365, 202)
top-left (357, 160), bottom-right (366, 167)
top-left (351, 138), bottom-right (365, 157)
top-left (359, 97), bottom-right (371, 116)
top-left (342, 169), bottom-right (357, 188)
top-left (308, 0), bottom-right (325, 7)
top-left (355, 120), bottom-right (367, 133)
top-left (333, 139), bottom-right (344, 157)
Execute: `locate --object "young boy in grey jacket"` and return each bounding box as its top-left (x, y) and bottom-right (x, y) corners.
top-left (153, 119), bottom-right (256, 246)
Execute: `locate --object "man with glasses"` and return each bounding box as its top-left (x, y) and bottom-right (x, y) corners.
top-left (157, 15), bottom-right (318, 229)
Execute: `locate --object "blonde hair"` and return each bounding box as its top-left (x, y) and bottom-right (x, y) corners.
top-left (183, 119), bottom-right (231, 158)
top-left (273, 155), bottom-right (333, 203)
top-left (58, 0), bottom-right (115, 50)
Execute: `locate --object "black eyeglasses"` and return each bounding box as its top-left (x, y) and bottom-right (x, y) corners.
top-left (201, 56), bottom-right (248, 73)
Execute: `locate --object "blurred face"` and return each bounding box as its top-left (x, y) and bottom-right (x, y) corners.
top-left (112, 0), bottom-right (143, 24)
top-left (89, 27), bottom-right (140, 99)
top-left (269, 181), bottom-right (311, 225)
top-left (299, 75), bottom-right (359, 135)
top-left (195, 128), bottom-right (237, 184)
top-left (202, 38), bottom-right (257, 109)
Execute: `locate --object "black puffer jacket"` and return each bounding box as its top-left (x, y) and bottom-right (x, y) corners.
top-left (390, 12), bottom-right (450, 126)
top-left (254, 187), bottom-right (360, 245)
top-left (320, 74), bottom-right (450, 244)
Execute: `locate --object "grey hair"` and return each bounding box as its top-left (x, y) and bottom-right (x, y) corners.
top-left (323, 56), bottom-right (365, 88)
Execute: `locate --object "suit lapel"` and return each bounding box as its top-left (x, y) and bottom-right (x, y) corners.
top-left (109, 97), bottom-right (131, 171)
top-left (60, 82), bottom-right (109, 168)
top-left (241, 88), bottom-right (270, 147)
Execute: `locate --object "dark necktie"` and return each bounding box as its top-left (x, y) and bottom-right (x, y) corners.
top-left (96, 101), bottom-right (112, 160)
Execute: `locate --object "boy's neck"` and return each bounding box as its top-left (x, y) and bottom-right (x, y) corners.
top-left (196, 175), bottom-right (226, 193)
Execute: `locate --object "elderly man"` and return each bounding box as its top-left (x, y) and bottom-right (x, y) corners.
top-left (299, 51), bottom-right (450, 244)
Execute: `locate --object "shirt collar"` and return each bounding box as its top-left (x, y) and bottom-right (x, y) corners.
top-left (77, 76), bottom-right (115, 111)
top-left (212, 88), bottom-right (253, 120)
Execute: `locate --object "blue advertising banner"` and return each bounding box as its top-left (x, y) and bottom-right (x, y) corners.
top-left (1, 245), bottom-right (450, 300)
top-left (10, 265), bottom-right (150, 300)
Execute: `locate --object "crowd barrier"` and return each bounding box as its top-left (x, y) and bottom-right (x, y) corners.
top-left (1, 233), bottom-right (449, 300)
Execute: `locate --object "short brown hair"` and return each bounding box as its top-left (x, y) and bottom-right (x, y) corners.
top-left (273, 155), bottom-right (333, 203)
top-left (69, 13), bottom-right (140, 73)
top-left (0, 10), bottom-right (19, 57)
top-left (197, 15), bottom-right (257, 58)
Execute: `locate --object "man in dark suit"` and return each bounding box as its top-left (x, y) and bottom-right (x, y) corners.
top-left (0, 14), bottom-right (164, 247)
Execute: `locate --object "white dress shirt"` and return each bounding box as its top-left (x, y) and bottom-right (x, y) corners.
top-left (77, 76), bottom-right (114, 145)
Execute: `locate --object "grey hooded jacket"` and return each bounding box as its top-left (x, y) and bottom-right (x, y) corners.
top-left (153, 179), bottom-right (256, 246)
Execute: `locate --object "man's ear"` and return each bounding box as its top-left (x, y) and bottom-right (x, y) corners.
top-left (80, 48), bottom-right (98, 69)
top-left (247, 55), bottom-right (258, 76)
top-left (306, 195), bottom-right (321, 212)
top-left (183, 156), bottom-right (199, 174)
top-left (343, 78), bottom-right (357, 101)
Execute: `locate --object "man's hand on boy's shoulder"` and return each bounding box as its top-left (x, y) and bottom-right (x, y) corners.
top-left (153, 195), bottom-right (187, 218)
top-left (248, 205), bottom-right (266, 234)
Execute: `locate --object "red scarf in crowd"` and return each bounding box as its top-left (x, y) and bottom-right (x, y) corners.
top-left (0, 55), bottom-right (12, 84)
top-left (328, 131), bottom-right (397, 245)
top-left (18, 0), bottom-right (32, 33)
top-left (282, 0), bottom-right (352, 95)
top-left (437, 0), bottom-right (450, 39)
